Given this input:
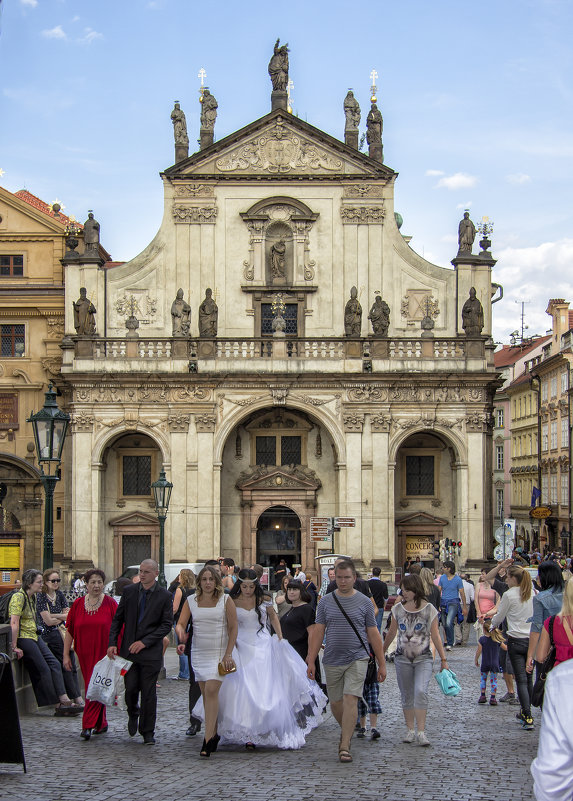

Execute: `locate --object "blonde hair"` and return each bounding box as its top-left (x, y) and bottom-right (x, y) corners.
top-left (559, 576), bottom-right (573, 619)
top-left (507, 565), bottom-right (532, 603)
top-left (179, 569), bottom-right (195, 590)
top-left (195, 566), bottom-right (223, 600)
top-left (419, 567), bottom-right (435, 597)
top-left (561, 569), bottom-right (572, 583)
top-left (483, 619), bottom-right (505, 644)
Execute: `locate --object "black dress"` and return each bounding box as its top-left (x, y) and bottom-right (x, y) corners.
top-left (281, 603), bottom-right (322, 686)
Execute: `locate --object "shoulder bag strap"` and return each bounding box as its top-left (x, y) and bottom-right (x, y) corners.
top-left (562, 615), bottom-right (573, 645)
top-left (549, 614), bottom-right (556, 646)
top-left (332, 592), bottom-right (370, 657)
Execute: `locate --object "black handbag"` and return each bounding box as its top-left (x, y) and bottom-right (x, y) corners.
top-left (332, 593), bottom-right (378, 684)
top-left (531, 615), bottom-right (556, 708)
top-left (466, 600), bottom-right (477, 625)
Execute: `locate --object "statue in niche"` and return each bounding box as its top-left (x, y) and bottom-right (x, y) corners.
top-left (268, 38), bottom-right (289, 91)
top-left (458, 211), bottom-right (476, 254)
top-left (270, 239), bottom-right (287, 281)
top-left (73, 287), bottom-right (97, 336)
top-left (171, 101), bottom-right (189, 146)
top-left (344, 90), bottom-right (361, 131)
top-left (461, 287), bottom-right (484, 336)
top-left (198, 288), bottom-right (218, 337)
top-left (83, 212), bottom-right (100, 253)
top-left (368, 295), bottom-right (390, 336)
top-left (200, 89), bottom-right (218, 131)
top-left (171, 289), bottom-right (191, 336)
top-left (366, 103), bottom-right (383, 145)
top-left (344, 286), bottom-right (362, 337)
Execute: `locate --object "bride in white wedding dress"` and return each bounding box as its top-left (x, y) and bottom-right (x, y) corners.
top-left (193, 568), bottom-right (326, 750)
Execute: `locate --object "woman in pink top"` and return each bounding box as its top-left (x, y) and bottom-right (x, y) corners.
top-left (535, 578), bottom-right (573, 667)
top-left (475, 569), bottom-right (500, 638)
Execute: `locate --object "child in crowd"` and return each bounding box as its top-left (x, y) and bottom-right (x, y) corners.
top-left (475, 619), bottom-right (505, 705)
top-left (356, 671), bottom-right (382, 741)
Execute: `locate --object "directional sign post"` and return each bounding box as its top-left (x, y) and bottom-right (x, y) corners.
top-left (334, 517), bottom-right (356, 528)
top-left (310, 517), bottom-right (333, 542)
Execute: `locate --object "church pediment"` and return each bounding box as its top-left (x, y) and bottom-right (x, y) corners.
top-left (163, 111), bottom-right (395, 180)
top-left (236, 464), bottom-right (321, 492)
top-left (108, 512), bottom-right (158, 527)
top-left (394, 511), bottom-right (449, 527)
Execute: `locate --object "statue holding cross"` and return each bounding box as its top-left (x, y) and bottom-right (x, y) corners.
top-left (268, 38), bottom-right (289, 91)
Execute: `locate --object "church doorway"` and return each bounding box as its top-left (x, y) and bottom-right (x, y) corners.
top-left (256, 505), bottom-right (301, 571)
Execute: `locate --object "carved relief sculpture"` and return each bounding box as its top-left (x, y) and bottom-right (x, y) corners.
top-left (171, 289), bottom-right (191, 336)
top-left (344, 286), bottom-right (362, 337)
top-left (73, 287), bottom-right (96, 336)
top-left (461, 287), bottom-right (484, 336)
top-left (368, 296), bottom-right (390, 336)
top-left (198, 288), bottom-right (218, 337)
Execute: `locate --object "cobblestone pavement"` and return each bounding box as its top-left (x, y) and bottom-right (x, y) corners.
top-left (1, 639), bottom-right (540, 801)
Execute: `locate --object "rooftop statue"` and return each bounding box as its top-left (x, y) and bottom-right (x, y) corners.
top-left (344, 90), bottom-right (361, 132)
top-left (83, 212), bottom-right (100, 253)
top-left (461, 287), bottom-right (484, 336)
top-left (200, 89), bottom-right (218, 131)
top-left (344, 286), bottom-right (362, 337)
top-left (268, 38), bottom-right (289, 91)
top-left (171, 102), bottom-right (189, 146)
top-left (366, 103), bottom-right (382, 145)
top-left (171, 289), bottom-right (191, 337)
top-left (73, 287), bottom-right (96, 336)
top-left (198, 288), bottom-right (218, 338)
top-left (458, 211), bottom-right (476, 254)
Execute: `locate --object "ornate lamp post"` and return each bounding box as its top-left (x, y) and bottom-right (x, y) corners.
top-left (151, 467), bottom-right (173, 588)
top-left (27, 384), bottom-right (70, 570)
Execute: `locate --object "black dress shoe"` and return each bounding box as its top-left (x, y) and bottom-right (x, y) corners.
top-left (128, 713), bottom-right (139, 737)
top-left (93, 725), bottom-right (108, 735)
top-left (186, 722), bottom-right (201, 736)
top-left (143, 733), bottom-right (155, 745)
top-left (80, 729), bottom-right (92, 740)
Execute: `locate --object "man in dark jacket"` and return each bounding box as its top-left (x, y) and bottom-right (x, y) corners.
top-left (368, 567), bottom-right (389, 631)
top-left (108, 559), bottom-right (173, 744)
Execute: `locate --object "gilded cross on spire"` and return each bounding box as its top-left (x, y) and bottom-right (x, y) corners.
top-left (287, 79), bottom-right (294, 113)
top-left (198, 67), bottom-right (207, 98)
top-left (370, 69), bottom-right (378, 103)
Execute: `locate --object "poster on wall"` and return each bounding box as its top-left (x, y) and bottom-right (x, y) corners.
top-left (405, 536), bottom-right (434, 562)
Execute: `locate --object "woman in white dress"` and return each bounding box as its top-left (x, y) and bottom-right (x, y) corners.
top-left (176, 565), bottom-right (238, 757)
top-left (215, 568), bottom-right (326, 750)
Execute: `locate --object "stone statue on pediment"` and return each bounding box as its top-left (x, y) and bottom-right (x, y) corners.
top-left (171, 102), bottom-right (189, 146)
top-left (458, 211), bottom-right (476, 254)
top-left (73, 287), bottom-right (96, 336)
top-left (344, 286), bottom-right (362, 337)
top-left (200, 89), bottom-right (218, 131)
top-left (83, 212), bottom-right (100, 253)
top-left (462, 287), bottom-right (484, 336)
top-left (268, 38), bottom-right (289, 91)
top-left (368, 295), bottom-right (390, 336)
top-left (198, 288), bottom-right (218, 337)
top-left (344, 91), bottom-right (361, 131)
top-left (171, 289), bottom-right (191, 336)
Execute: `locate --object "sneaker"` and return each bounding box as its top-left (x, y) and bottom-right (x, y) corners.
top-left (356, 727), bottom-right (366, 739)
top-left (403, 729), bottom-right (416, 743)
top-left (417, 731), bottom-right (430, 747)
top-left (499, 692), bottom-right (515, 703)
top-left (508, 696), bottom-right (520, 705)
top-left (371, 728), bottom-right (381, 741)
top-left (489, 696), bottom-right (498, 706)
top-left (516, 711), bottom-right (534, 730)
top-left (478, 694), bottom-right (487, 704)
top-left (445, 645), bottom-right (452, 651)
top-left (354, 722), bottom-right (361, 731)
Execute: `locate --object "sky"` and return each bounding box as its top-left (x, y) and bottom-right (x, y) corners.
top-left (1, 0), bottom-right (572, 345)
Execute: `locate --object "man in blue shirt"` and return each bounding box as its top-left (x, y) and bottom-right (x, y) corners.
top-left (438, 561), bottom-right (467, 650)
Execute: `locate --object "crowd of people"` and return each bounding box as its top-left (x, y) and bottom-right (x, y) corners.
top-left (6, 550), bottom-right (573, 791)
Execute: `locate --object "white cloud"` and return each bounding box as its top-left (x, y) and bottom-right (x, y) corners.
top-left (506, 172), bottom-right (531, 185)
top-left (425, 169), bottom-right (444, 177)
top-left (441, 234), bottom-right (457, 243)
top-left (42, 25), bottom-right (67, 40)
top-left (435, 172), bottom-right (478, 190)
top-left (79, 27), bottom-right (103, 44)
top-left (72, 16), bottom-right (80, 23)
top-left (456, 201), bottom-right (472, 209)
top-left (20, 0), bottom-right (38, 7)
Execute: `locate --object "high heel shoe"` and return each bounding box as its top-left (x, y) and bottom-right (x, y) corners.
top-left (80, 729), bottom-right (92, 740)
top-left (199, 738), bottom-right (211, 758)
top-left (210, 733), bottom-right (221, 753)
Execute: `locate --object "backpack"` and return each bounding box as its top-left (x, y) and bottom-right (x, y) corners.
top-left (0, 589), bottom-right (18, 623)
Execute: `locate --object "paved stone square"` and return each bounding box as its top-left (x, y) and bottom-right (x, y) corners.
top-left (1, 643), bottom-right (539, 801)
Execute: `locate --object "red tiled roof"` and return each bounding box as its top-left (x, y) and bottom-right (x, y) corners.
top-left (494, 336), bottom-right (551, 368)
top-left (13, 189), bottom-right (81, 228)
top-left (507, 371), bottom-right (534, 390)
top-left (102, 261), bottom-right (125, 269)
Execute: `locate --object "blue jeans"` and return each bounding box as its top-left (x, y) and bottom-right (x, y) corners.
top-left (440, 602), bottom-right (459, 647)
top-left (174, 627), bottom-right (190, 679)
top-left (375, 609), bottom-right (384, 632)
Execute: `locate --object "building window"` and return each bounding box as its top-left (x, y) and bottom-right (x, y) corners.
top-left (562, 418), bottom-right (569, 448)
top-left (0, 324), bottom-right (25, 357)
top-left (541, 382), bottom-right (548, 402)
top-left (551, 375), bottom-right (558, 399)
top-left (405, 455), bottom-right (434, 495)
top-left (561, 473), bottom-right (569, 505)
top-left (495, 408), bottom-right (504, 428)
top-left (542, 479), bottom-right (549, 505)
top-left (561, 371), bottom-right (569, 394)
top-left (122, 455), bottom-right (152, 496)
top-left (542, 423), bottom-right (548, 452)
top-left (261, 303), bottom-right (298, 336)
top-left (495, 445), bottom-right (504, 471)
top-left (550, 474), bottom-right (558, 505)
top-left (496, 489), bottom-right (504, 520)
top-left (550, 420), bottom-right (558, 449)
top-left (256, 435), bottom-right (302, 466)
top-left (0, 255), bottom-right (24, 277)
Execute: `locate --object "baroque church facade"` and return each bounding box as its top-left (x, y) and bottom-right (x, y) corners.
top-left (59, 47), bottom-right (499, 579)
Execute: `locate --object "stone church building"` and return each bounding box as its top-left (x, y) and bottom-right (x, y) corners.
top-left (59, 51), bottom-right (498, 579)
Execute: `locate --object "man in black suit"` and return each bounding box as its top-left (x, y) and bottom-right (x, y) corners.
top-left (368, 567), bottom-right (389, 631)
top-left (108, 559), bottom-right (173, 745)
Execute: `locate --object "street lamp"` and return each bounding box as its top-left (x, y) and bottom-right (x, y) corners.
top-left (27, 384), bottom-right (70, 570)
top-left (151, 466), bottom-right (173, 588)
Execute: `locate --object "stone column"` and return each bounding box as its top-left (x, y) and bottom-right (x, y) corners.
top-left (195, 413), bottom-right (217, 557)
top-left (167, 420), bottom-right (190, 561)
top-left (342, 414), bottom-right (364, 558)
top-left (271, 90), bottom-right (288, 111)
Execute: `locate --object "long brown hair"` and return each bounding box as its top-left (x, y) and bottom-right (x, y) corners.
top-left (483, 619), bottom-right (505, 644)
top-left (195, 565), bottom-right (223, 601)
top-left (400, 574), bottom-right (426, 609)
top-left (507, 565), bottom-right (532, 603)
top-left (42, 568), bottom-right (60, 593)
top-left (179, 569), bottom-right (195, 590)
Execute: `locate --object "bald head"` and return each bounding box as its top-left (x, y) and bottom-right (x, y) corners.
top-left (139, 559), bottom-right (159, 589)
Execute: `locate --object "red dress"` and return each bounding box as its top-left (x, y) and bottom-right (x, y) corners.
top-left (66, 594), bottom-right (118, 730)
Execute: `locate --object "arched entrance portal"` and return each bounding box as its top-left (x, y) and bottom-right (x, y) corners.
top-left (256, 506), bottom-right (301, 569)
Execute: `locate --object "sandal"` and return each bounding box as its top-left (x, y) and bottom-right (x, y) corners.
top-left (338, 748), bottom-right (353, 763)
top-left (54, 703), bottom-right (82, 717)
